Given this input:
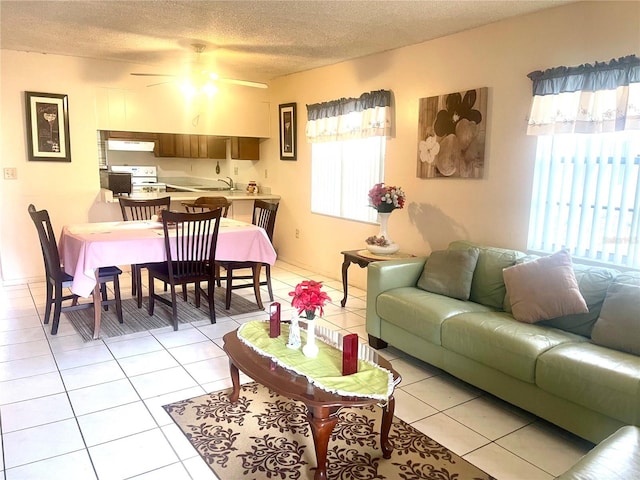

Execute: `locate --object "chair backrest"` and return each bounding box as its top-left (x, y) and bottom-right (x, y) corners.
top-left (119, 196), bottom-right (171, 221)
top-left (184, 196), bottom-right (231, 217)
top-left (252, 200), bottom-right (279, 241)
top-left (161, 209), bottom-right (223, 281)
top-left (27, 204), bottom-right (63, 282)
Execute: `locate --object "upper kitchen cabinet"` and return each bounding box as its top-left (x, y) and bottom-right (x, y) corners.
top-left (95, 86), bottom-right (270, 138)
top-left (230, 137), bottom-right (260, 160)
top-left (154, 133), bottom-right (176, 157)
top-left (169, 134), bottom-right (226, 159)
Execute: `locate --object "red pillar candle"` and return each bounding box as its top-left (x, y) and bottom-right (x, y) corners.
top-left (342, 333), bottom-right (358, 375)
top-left (269, 302), bottom-right (281, 338)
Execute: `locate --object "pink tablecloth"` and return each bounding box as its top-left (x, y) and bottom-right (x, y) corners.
top-left (59, 218), bottom-right (277, 297)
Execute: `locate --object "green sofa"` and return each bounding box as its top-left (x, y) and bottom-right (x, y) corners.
top-left (366, 240), bottom-right (640, 444)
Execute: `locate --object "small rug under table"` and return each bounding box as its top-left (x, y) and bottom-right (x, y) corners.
top-left (163, 382), bottom-right (495, 480)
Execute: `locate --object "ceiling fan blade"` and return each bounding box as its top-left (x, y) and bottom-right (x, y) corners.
top-left (217, 78), bottom-right (268, 89)
top-left (131, 73), bottom-right (178, 77)
top-left (147, 80), bottom-right (175, 87)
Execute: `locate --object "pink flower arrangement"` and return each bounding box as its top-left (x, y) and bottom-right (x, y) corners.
top-left (368, 183), bottom-right (406, 213)
top-left (289, 280), bottom-right (331, 320)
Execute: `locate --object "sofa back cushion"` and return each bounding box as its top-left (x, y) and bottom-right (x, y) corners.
top-left (416, 248), bottom-right (480, 300)
top-left (448, 240), bottom-right (525, 309)
top-left (591, 272), bottom-right (640, 355)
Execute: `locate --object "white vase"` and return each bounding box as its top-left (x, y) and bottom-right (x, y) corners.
top-left (367, 211), bottom-right (400, 255)
top-left (302, 318), bottom-right (319, 358)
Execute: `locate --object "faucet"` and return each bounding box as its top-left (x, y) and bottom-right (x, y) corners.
top-left (217, 177), bottom-right (234, 190)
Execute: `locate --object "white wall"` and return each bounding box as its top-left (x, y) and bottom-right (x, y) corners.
top-left (1, 1), bottom-right (638, 288)
top-left (262, 1), bottom-right (639, 289)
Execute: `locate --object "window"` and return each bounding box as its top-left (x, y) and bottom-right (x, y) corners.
top-left (311, 137), bottom-right (385, 223)
top-left (528, 132), bottom-right (640, 268)
top-left (306, 89), bottom-right (392, 223)
top-left (526, 55), bottom-right (640, 268)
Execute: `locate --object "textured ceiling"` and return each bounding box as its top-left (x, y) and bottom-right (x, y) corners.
top-left (1, 0), bottom-right (572, 84)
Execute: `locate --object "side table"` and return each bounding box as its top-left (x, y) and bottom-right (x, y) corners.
top-left (340, 249), bottom-right (413, 307)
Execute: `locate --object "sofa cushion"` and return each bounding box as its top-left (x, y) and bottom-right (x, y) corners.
top-left (448, 240), bottom-right (525, 309)
top-left (591, 282), bottom-right (640, 355)
top-left (537, 342), bottom-right (640, 425)
top-left (376, 287), bottom-right (492, 345)
top-left (538, 263), bottom-right (618, 337)
top-left (416, 248), bottom-right (479, 300)
top-left (503, 250), bottom-right (588, 323)
top-left (441, 311), bottom-right (585, 383)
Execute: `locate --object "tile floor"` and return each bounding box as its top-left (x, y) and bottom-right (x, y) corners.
top-left (0, 260), bottom-right (593, 480)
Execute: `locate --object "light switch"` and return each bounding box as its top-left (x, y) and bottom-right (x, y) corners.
top-left (3, 168), bottom-right (17, 180)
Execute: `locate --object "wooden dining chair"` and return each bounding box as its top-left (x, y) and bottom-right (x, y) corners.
top-left (28, 204), bottom-right (123, 334)
top-left (118, 196), bottom-right (172, 307)
top-left (147, 208), bottom-right (223, 330)
top-left (182, 196), bottom-right (231, 217)
top-left (216, 200), bottom-right (279, 310)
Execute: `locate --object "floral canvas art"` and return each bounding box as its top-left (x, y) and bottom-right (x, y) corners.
top-left (416, 87), bottom-right (488, 178)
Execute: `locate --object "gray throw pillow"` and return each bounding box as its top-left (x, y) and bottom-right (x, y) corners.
top-left (416, 248), bottom-right (480, 300)
top-left (591, 282), bottom-right (640, 355)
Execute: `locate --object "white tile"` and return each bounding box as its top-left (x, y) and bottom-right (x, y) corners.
top-left (0, 353), bottom-right (57, 382)
top-left (393, 389), bottom-right (438, 423)
top-left (106, 335), bottom-right (164, 359)
top-left (445, 396), bottom-right (535, 440)
top-left (68, 378), bottom-right (140, 416)
top-left (4, 449), bottom-right (97, 480)
top-left (78, 401), bottom-right (157, 446)
top-left (197, 320), bottom-right (241, 340)
top-left (182, 356), bottom-right (230, 385)
top-left (402, 375), bottom-right (481, 411)
top-left (0, 371), bottom-right (64, 405)
top-left (61, 359), bottom-right (125, 390)
top-left (117, 349), bottom-right (179, 377)
top-left (182, 455), bottom-right (220, 480)
top-left (323, 310), bottom-right (366, 329)
top-left (0, 339), bottom-right (50, 362)
top-left (390, 357), bottom-right (441, 386)
top-left (153, 327), bottom-right (209, 349)
top-left (411, 412), bottom-right (491, 456)
top-left (496, 422), bottom-right (593, 476)
top-left (161, 423), bottom-right (199, 460)
top-left (89, 429), bottom-right (179, 480)
top-left (0, 316), bottom-right (42, 333)
top-left (464, 442), bottom-right (554, 480)
top-left (0, 392), bottom-right (74, 432)
top-left (54, 344), bottom-right (115, 370)
top-left (168, 340), bottom-right (226, 364)
top-left (131, 462), bottom-right (192, 480)
top-left (47, 333), bottom-right (103, 353)
top-left (0, 326), bottom-right (47, 346)
top-left (143, 386), bottom-right (207, 426)
top-left (129, 366), bottom-right (198, 398)
top-left (3, 418), bottom-right (85, 468)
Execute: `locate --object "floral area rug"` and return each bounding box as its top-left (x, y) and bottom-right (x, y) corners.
top-left (163, 382), bottom-right (495, 480)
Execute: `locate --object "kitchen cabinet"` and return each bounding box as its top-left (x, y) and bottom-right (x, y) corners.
top-left (168, 134), bottom-right (227, 159)
top-left (108, 130), bottom-right (158, 141)
top-left (154, 133), bottom-right (176, 157)
top-left (207, 137), bottom-right (227, 159)
top-left (230, 137), bottom-right (260, 160)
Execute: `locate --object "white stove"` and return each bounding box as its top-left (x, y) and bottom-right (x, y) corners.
top-left (110, 165), bottom-right (166, 193)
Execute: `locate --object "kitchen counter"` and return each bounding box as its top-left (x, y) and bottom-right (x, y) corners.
top-left (101, 189), bottom-right (280, 203)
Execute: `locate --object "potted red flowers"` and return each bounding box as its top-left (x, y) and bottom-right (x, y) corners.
top-left (289, 280), bottom-right (331, 320)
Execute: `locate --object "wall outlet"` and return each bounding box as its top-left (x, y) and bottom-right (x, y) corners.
top-left (295, 229), bottom-right (300, 239)
top-left (3, 167), bottom-right (17, 180)
top-left (264, 169), bottom-right (268, 179)
top-left (234, 166), bottom-right (239, 175)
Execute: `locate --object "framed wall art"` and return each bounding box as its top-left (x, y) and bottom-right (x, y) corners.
top-left (416, 87), bottom-right (488, 179)
top-left (279, 102), bottom-right (297, 160)
top-left (25, 91), bottom-right (71, 162)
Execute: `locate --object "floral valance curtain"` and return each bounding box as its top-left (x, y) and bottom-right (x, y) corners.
top-left (306, 89), bottom-right (392, 143)
top-left (526, 55), bottom-right (640, 135)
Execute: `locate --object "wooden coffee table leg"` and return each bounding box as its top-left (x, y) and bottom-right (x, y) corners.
top-left (340, 255), bottom-right (350, 307)
top-left (380, 394), bottom-right (395, 458)
top-left (307, 405), bottom-right (340, 480)
top-left (228, 359), bottom-right (241, 402)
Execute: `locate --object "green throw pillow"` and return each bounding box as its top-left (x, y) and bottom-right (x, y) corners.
top-left (416, 248), bottom-right (480, 300)
top-left (591, 282), bottom-right (640, 355)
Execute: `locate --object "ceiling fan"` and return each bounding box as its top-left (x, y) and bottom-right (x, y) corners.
top-left (130, 43), bottom-right (268, 91)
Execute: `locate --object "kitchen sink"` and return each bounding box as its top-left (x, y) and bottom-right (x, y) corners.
top-left (194, 187), bottom-right (232, 191)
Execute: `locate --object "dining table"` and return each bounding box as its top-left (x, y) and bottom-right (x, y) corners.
top-left (58, 217), bottom-right (277, 339)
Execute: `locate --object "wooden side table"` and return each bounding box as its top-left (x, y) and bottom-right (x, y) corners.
top-left (340, 249), bottom-right (414, 307)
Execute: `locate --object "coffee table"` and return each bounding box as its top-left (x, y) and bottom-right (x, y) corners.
top-left (222, 329), bottom-right (401, 480)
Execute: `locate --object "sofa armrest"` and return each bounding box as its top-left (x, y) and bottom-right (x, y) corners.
top-left (366, 257), bottom-right (427, 339)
